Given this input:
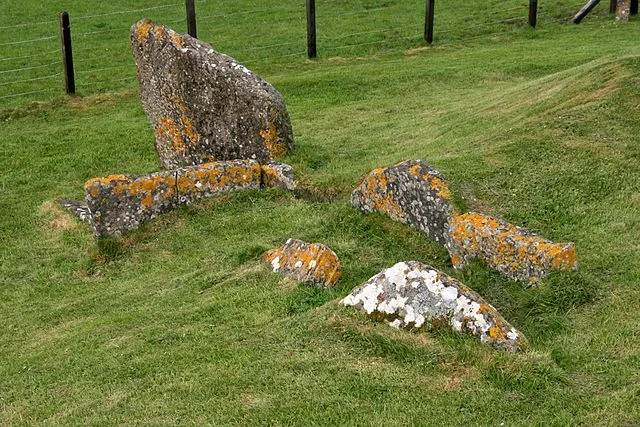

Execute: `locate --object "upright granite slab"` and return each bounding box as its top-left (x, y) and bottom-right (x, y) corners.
top-left (262, 239), bottom-right (341, 288)
top-left (448, 212), bottom-right (578, 285)
top-left (351, 160), bottom-right (454, 244)
top-left (131, 19), bottom-right (294, 169)
top-left (85, 160), bottom-right (261, 237)
top-left (343, 261), bottom-right (527, 351)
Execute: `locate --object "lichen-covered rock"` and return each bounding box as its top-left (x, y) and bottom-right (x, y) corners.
top-left (261, 161), bottom-right (296, 191)
top-left (351, 160), bottom-right (454, 244)
top-left (343, 261), bottom-right (527, 351)
top-left (131, 19), bottom-right (294, 169)
top-left (56, 199), bottom-right (92, 223)
top-left (448, 212), bottom-right (578, 285)
top-left (84, 160), bottom-right (260, 237)
top-left (262, 239), bottom-right (341, 287)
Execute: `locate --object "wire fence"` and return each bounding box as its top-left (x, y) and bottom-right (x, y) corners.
top-left (0, 0), bottom-right (612, 105)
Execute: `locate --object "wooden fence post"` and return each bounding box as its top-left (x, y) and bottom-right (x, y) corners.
top-left (186, 0), bottom-right (197, 38)
top-left (631, 0), bottom-right (638, 15)
top-left (59, 11), bottom-right (75, 95)
top-left (529, 0), bottom-right (538, 27)
top-left (573, 0), bottom-right (601, 23)
top-left (306, 0), bottom-right (317, 58)
top-left (424, 0), bottom-right (435, 44)
top-left (610, 0), bottom-right (618, 13)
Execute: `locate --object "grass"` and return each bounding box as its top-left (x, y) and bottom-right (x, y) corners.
top-left (1, 0), bottom-right (640, 425)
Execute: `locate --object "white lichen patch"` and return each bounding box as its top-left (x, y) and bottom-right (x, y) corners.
top-left (343, 261), bottom-right (527, 351)
top-left (270, 256), bottom-right (280, 272)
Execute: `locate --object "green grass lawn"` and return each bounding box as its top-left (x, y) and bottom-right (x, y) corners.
top-left (1, 0), bottom-right (640, 425)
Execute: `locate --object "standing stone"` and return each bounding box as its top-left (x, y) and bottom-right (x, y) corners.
top-left (448, 212), bottom-right (578, 286)
top-left (351, 160), bottom-right (455, 244)
top-left (131, 19), bottom-right (294, 169)
top-left (617, 0), bottom-right (631, 20)
top-left (343, 261), bottom-right (527, 351)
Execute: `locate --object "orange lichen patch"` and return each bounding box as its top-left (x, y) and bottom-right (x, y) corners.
top-left (135, 20), bottom-right (153, 44)
top-left (449, 212), bottom-right (578, 283)
top-left (263, 239), bottom-right (342, 287)
top-left (260, 122), bottom-right (288, 159)
top-left (155, 106), bottom-right (201, 157)
top-left (153, 26), bottom-right (165, 40)
top-left (361, 169), bottom-right (406, 221)
top-left (170, 31), bottom-right (185, 48)
top-left (175, 161), bottom-right (260, 196)
top-left (426, 174), bottom-right (451, 200)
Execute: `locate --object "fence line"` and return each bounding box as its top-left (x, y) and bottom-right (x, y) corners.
top-left (0, 0), bottom-right (600, 103)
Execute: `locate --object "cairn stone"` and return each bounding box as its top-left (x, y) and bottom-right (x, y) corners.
top-left (84, 160), bottom-right (261, 237)
top-left (130, 19), bottom-right (294, 169)
top-left (343, 261), bottom-right (527, 351)
top-left (262, 239), bottom-right (341, 288)
top-left (351, 160), bottom-right (455, 244)
top-left (448, 212), bottom-right (578, 285)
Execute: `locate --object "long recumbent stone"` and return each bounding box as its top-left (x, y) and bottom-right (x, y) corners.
top-left (85, 160), bottom-right (261, 237)
top-left (262, 239), bottom-right (341, 288)
top-left (351, 160), bottom-right (455, 244)
top-left (448, 212), bottom-right (578, 286)
top-left (131, 19), bottom-right (294, 169)
top-left (343, 261), bottom-right (527, 351)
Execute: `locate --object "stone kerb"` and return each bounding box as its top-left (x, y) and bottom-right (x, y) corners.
top-left (351, 160), bottom-right (455, 245)
top-left (85, 160), bottom-right (261, 237)
top-left (448, 212), bottom-right (578, 286)
top-left (131, 19), bottom-right (294, 169)
top-left (343, 261), bottom-right (528, 351)
top-left (262, 239), bottom-right (342, 288)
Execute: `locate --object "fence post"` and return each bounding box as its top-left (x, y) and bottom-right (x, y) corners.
top-left (306, 0), bottom-right (317, 58)
top-left (59, 11), bottom-right (75, 95)
top-left (610, 0), bottom-right (617, 14)
top-left (186, 0), bottom-right (197, 38)
top-left (631, 0), bottom-right (638, 15)
top-left (573, 0), bottom-right (602, 23)
top-left (424, 0), bottom-right (435, 44)
top-left (529, 0), bottom-right (538, 27)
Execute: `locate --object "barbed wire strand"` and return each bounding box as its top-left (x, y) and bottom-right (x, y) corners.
top-left (0, 61), bottom-right (60, 75)
top-left (0, 72), bottom-right (61, 87)
top-left (0, 35), bottom-right (57, 47)
top-left (0, 88), bottom-right (57, 100)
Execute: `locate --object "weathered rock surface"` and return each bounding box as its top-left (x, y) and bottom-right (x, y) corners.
top-left (56, 199), bottom-right (92, 223)
top-left (85, 160), bottom-right (261, 237)
top-left (448, 212), bottom-right (578, 285)
top-left (343, 261), bottom-right (527, 351)
top-left (262, 239), bottom-right (341, 287)
top-left (261, 161), bottom-right (296, 191)
top-left (131, 19), bottom-right (294, 169)
top-left (351, 160), bottom-right (455, 244)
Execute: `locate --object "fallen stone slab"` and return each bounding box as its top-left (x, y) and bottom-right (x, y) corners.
top-left (261, 161), bottom-right (296, 191)
top-left (448, 212), bottom-right (578, 285)
top-left (343, 261), bottom-right (527, 351)
top-left (85, 160), bottom-right (261, 237)
top-left (56, 199), bottom-right (92, 223)
top-left (131, 19), bottom-right (294, 169)
top-left (262, 239), bottom-right (341, 288)
top-left (351, 160), bottom-right (455, 245)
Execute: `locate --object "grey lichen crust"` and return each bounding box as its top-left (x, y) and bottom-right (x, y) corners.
top-left (261, 161), bottom-right (297, 191)
top-left (351, 160), bottom-right (455, 245)
top-left (84, 160), bottom-right (261, 237)
top-left (343, 261), bottom-right (527, 351)
top-left (131, 19), bottom-right (294, 169)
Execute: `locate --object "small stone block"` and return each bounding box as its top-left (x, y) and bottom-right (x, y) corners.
top-left (343, 261), bottom-right (527, 351)
top-left (351, 160), bottom-right (455, 244)
top-left (262, 239), bottom-right (341, 288)
top-left (261, 161), bottom-right (296, 191)
top-left (448, 212), bottom-right (578, 285)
